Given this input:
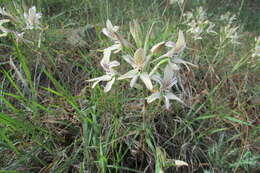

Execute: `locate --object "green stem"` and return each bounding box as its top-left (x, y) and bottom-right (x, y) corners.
top-left (238, 0), bottom-right (245, 17)
top-left (149, 58), bottom-right (169, 76)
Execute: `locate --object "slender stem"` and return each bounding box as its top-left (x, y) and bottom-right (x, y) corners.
top-left (149, 58), bottom-right (168, 76)
top-left (179, 0), bottom-right (186, 22)
top-left (238, 0), bottom-right (245, 17)
top-left (142, 93), bottom-right (148, 129)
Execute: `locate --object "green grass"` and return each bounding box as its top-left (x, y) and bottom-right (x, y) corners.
top-left (0, 0), bottom-right (259, 172)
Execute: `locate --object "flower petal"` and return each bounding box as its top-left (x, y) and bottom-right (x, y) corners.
top-left (165, 92), bottom-right (184, 104)
top-left (130, 75), bottom-right (139, 88)
top-left (106, 19), bottom-right (114, 31)
top-left (140, 72), bottom-right (153, 90)
top-left (164, 96), bottom-right (170, 109)
top-left (36, 12), bottom-right (42, 19)
top-left (147, 92), bottom-right (161, 103)
top-left (175, 160), bottom-right (188, 167)
top-left (89, 75), bottom-right (112, 89)
top-left (169, 62), bottom-right (180, 71)
top-left (114, 32), bottom-right (132, 48)
top-left (106, 44), bottom-right (121, 53)
top-left (87, 75), bottom-right (112, 82)
top-left (151, 74), bottom-right (163, 86)
top-left (25, 6), bottom-right (41, 29)
top-left (92, 80), bottom-right (101, 88)
top-left (172, 58), bottom-right (197, 71)
top-left (109, 61), bottom-right (120, 68)
top-left (102, 28), bottom-right (114, 40)
top-left (29, 6), bottom-right (36, 17)
top-left (104, 77), bottom-right (115, 92)
top-left (150, 41), bottom-right (165, 54)
top-left (168, 77), bottom-right (178, 89)
top-left (113, 47), bottom-right (122, 53)
top-left (165, 41), bottom-right (176, 48)
top-left (118, 69), bottom-right (138, 80)
top-left (123, 55), bottom-right (136, 68)
top-left (113, 25), bottom-right (119, 32)
top-left (100, 49), bottom-right (111, 69)
top-left (174, 30), bottom-right (186, 53)
top-left (165, 30), bottom-right (186, 57)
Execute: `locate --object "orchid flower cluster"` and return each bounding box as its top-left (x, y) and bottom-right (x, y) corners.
top-left (184, 7), bottom-right (216, 40)
top-left (88, 20), bottom-right (197, 109)
top-left (219, 12), bottom-right (240, 45)
top-left (0, 5), bottom-right (42, 42)
top-left (23, 6), bottom-right (42, 30)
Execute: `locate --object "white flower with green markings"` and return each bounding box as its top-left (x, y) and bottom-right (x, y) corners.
top-left (87, 49), bottom-right (120, 92)
top-left (160, 30), bottom-right (186, 58)
top-left (153, 30), bottom-right (197, 71)
top-left (147, 64), bottom-right (184, 109)
top-left (102, 19), bottom-right (132, 53)
top-left (118, 48), bottom-right (153, 90)
top-left (24, 6), bottom-right (42, 30)
top-left (184, 7), bottom-right (217, 40)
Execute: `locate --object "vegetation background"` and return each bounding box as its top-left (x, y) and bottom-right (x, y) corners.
top-left (0, 0), bottom-right (259, 172)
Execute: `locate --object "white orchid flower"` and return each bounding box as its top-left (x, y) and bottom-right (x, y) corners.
top-left (0, 19), bottom-right (10, 37)
top-left (184, 7), bottom-right (217, 40)
top-left (160, 30), bottom-right (186, 58)
top-left (147, 64), bottom-right (184, 109)
top-left (118, 48), bottom-right (153, 90)
top-left (102, 19), bottom-right (132, 53)
top-left (24, 6), bottom-right (42, 30)
top-left (153, 30), bottom-right (197, 70)
top-left (87, 49), bottom-right (120, 92)
top-left (102, 19), bottom-right (119, 40)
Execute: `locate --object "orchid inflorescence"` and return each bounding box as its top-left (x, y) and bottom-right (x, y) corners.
top-left (219, 12), bottom-right (241, 45)
top-left (0, 5), bottom-right (42, 42)
top-left (184, 7), bottom-right (216, 40)
top-left (23, 6), bottom-right (42, 30)
top-left (88, 19), bottom-right (197, 109)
